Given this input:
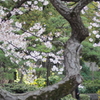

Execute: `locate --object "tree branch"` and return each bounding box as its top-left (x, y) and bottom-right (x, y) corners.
top-left (72, 0), bottom-right (93, 13)
top-left (50, 0), bottom-right (70, 19)
top-left (50, 0), bottom-right (93, 21)
top-left (0, 77), bottom-right (79, 100)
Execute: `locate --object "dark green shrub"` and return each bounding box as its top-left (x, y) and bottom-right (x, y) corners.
top-left (85, 84), bottom-right (100, 93)
top-left (2, 83), bottom-right (39, 93)
top-left (93, 71), bottom-right (100, 80)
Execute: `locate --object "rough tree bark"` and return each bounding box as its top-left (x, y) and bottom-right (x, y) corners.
top-left (0, 0), bottom-right (94, 100)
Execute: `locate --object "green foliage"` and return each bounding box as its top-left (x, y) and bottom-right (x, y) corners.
top-left (0, 0), bottom-right (14, 9)
top-left (33, 77), bottom-right (46, 87)
top-left (4, 72), bottom-right (14, 80)
top-left (58, 37), bottom-right (69, 43)
top-left (45, 15), bottom-right (68, 33)
top-left (61, 94), bottom-right (76, 100)
top-left (49, 75), bottom-right (61, 85)
top-left (97, 89), bottom-right (100, 99)
top-left (35, 67), bottom-right (46, 72)
top-left (14, 30), bottom-right (24, 35)
top-left (28, 75), bottom-right (62, 87)
top-left (0, 49), bottom-right (18, 81)
top-left (83, 80), bottom-right (100, 93)
top-left (81, 16), bottom-right (90, 28)
top-left (2, 83), bottom-right (39, 93)
top-left (27, 44), bottom-right (53, 53)
top-left (80, 60), bottom-right (100, 81)
top-left (82, 41), bottom-right (100, 66)
top-left (80, 94), bottom-right (90, 100)
top-left (0, 49), bottom-right (17, 68)
top-left (93, 71), bottom-right (100, 80)
top-left (80, 60), bottom-right (92, 80)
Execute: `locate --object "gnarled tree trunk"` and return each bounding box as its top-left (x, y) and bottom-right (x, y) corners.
top-left (0, 0), bottom-right (94, 100)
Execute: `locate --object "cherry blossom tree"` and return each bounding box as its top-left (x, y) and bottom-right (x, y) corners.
top-left (0, 0), bottom-right (100, 100)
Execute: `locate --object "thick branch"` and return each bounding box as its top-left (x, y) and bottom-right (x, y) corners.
top-left (50, 0), bottom-right (70, 19)
top-left (50, 0), bottom-right (93, 19)
top-left (64, 38), bottom-right (82, 77)
top-left (68, 14), bottom-right (89, 42)
top-left (0, 77), bottom-right (79, 100)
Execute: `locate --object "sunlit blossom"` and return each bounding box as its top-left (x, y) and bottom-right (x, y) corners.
top-left (43, 1), bottom-right (49, 5)
top-left (15, 22), bottom-right (22, 28)
top-left (88, 26), bottom-right (92, 29)
top-left (92, 30), bottom-right (98, 34)
top-left (96, 12), bottom-right (100, 17)
top-left (55, 32), bottom-right (61, 37)
top-left (84, 6), bottom-right (88, 10)
top-left (58, 72), bottom-right (62, 74)
top-left (38, 0), bottom-right (44, 2)
top-left (81, 10), bottom-right (85, 14)
top-left (91, 23), bottom-right (99, 27)
top-left (52, 65), bottom-right (58, 71)
top-left (44, 41), bottom-right (52, 49)
top-left (93, 43), bottom-right (98, 47)
top-left (13, 0), bottom-right (17, 2)
top-left (59, 68), bottom-right (64, 72)
top-left (42, 58), bottom-right (46, 62)
top-left (89, 33), bottom-right (91, 36)
top-left (89, 38), bottom-right (93, 42)
top-left (96, 34), bottom-right (100, 38)
top-left (34, 1), bottom-right (38, 4)
top-left (27, 1), bottom-right (32, 5)
top-left (79, 84), bottom-right (85, 89)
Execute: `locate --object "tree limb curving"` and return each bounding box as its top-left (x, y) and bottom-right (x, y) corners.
top-left (0, 77), bottom-right (79, 100)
